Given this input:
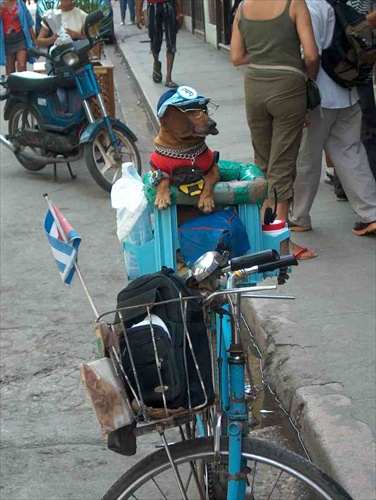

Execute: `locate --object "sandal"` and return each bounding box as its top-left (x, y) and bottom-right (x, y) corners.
top-left (288, 221), bottom-right (312, 232)
top-left (152, 62), bottom-right (162, 83)
top-left (164, 80), bottom-right (179, 88)
top-left (293, 246), bottom-right (318, 261)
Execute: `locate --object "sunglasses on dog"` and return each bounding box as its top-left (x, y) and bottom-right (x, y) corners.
top-left (178, 102), bottom-right (219, 119)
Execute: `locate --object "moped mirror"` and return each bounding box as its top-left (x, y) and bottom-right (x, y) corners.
top-left (84, 10), bottom-right (104, 43)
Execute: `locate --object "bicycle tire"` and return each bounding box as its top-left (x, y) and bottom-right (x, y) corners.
top-left (102, 436), bottom-right (353, 500)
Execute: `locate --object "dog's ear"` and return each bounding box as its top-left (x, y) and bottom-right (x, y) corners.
top-left (160, 106), bottom-right (194, 139)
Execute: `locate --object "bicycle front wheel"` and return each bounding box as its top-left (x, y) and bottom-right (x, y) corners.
top-left (102, 436), bottom-right (352, 500)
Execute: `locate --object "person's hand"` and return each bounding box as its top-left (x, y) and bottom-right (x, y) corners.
top-left (136, 13), bottom-right (144, 29)
top-left (66, 28), bottom-right (82, 39)
top-left (50, 33), bottom-right (58, 44)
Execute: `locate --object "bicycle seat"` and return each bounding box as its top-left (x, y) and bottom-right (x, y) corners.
top-left (6, 71), bottom-right (59, 92)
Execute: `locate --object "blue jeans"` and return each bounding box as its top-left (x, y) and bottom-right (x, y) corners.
top-left (119, 0), bottom-right (135, 23)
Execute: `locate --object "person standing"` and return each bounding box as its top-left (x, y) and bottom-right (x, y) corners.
top-left (348, 0), bottom-right (376, 180)
top-left (36, 0), bottom-right (87, 48)
top-left (0, 0), bottom-right (36, 74)
top-left (230, 0), bottom-right (319, 259)
top-left (119, 0), bottom-right (135, 26)
top-left (289, 0), bottom-right (376, 236)
top-left (135, 0), bottom-right (183, 88)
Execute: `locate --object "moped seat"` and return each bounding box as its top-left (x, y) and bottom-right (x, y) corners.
top-left (7, 71), bottom-right (60, 92)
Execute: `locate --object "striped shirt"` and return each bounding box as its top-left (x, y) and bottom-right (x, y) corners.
top-left (348, 0), bottom-right (373, 15)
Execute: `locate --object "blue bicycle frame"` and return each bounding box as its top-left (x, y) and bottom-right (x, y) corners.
top-left (196, 285), bottom-right (250, 499)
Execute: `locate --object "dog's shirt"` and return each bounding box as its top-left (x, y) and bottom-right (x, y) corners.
top-left (150, 148), bottom-right (219, 178)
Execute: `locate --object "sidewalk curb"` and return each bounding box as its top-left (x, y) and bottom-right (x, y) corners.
top-left (242, 302), bottom-right (376, 500)
top-left (113, 40), bottom-right (159, 134)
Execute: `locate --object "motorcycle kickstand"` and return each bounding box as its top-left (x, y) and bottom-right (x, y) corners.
top-left (53, 162), bottom-right (76, 182)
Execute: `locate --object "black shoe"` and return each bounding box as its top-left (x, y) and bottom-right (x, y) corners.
top-left (352, 221), bottom-right (376, 236)
top-left (336, 193), bottom-right (348, 202)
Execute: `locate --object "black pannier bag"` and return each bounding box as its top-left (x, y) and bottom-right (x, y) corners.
top-left (115, 267), bottom-right (215, 410)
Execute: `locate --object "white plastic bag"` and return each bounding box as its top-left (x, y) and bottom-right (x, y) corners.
top-left (53, 22), bottom-right (73, 48)
top-left (111, 162), bottom-right (148, 242)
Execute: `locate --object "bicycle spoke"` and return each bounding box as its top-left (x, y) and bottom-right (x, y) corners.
top-left (250, 460), bottom-right (257, 496)
top-left (184, 469), bottom-right (193, 491)
top-left (267, 469), bottom-right (284, 499)
top-left (151, 477), bottom-right (169, 499)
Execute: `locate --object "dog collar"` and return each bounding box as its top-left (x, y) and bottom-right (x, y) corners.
top-left (150, 149), bottom-right (218, 177)
top-left (155, 143), bottom-right (208, 160)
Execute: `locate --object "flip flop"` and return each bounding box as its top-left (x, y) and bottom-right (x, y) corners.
top-left (293, 246), bottom-right (318, 260)
top-left (152, 62), bottom-right (162, 83)
top-left (288, 221), bottom-right (312, 232)
top-left (164, 80), bottom-right (179, 88)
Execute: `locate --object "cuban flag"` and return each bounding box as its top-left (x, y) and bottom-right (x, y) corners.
top-left (44, 203), bottom-right (81, 285)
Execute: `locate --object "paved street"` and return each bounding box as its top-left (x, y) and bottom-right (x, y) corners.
top-left (0, 5), bottom-right (375, 499)
top-left (0, 44), bottom-right (161, 499)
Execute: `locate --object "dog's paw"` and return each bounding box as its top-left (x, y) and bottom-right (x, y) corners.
top-left (198, 196), bottom-right (215, 214)
top-left (154, 195), bottom-right (172, 211)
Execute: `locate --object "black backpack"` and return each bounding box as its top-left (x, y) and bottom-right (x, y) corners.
top-left (115, 267), bottom-right (215, 410)
top-left (322, 0), bottom-right (376, 88)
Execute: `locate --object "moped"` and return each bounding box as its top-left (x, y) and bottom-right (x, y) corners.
top-left (0, 10), bottom-right (141, 192)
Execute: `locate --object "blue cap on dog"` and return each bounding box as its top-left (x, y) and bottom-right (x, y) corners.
top-left (157, 86), bottom-right (211, 118)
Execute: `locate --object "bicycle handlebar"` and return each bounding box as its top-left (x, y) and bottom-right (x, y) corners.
top-left (257, 254), bottom-right (298, 273)
top-left (229, 249), bottom-right (280, 271)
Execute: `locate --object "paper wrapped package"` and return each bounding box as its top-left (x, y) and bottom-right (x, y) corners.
top-left (80, 358), bottom-right (134, 435)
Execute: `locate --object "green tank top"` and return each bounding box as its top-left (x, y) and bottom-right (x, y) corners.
top-left (238, 0), bottom-right (305, 72)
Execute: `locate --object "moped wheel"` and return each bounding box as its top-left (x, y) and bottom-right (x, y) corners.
top-left (8, 103), bottom-right (47, 171)
top-left (85, 124), bottom-right (141, 192)
top-left (102, 437), bottom-right (353, 500)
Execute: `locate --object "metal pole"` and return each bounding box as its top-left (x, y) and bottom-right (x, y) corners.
top-left (43, 193), bottom-right (99, 319)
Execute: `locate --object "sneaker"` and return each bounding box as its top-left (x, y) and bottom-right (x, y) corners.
top-left (352, 221), bottom-right (376, 236)
top-left (120, 21), bottom-right (125, 26)
top-left (127, 21), bottom-right (135, 25)
top-left (325, 170), bottom-right (334, 185)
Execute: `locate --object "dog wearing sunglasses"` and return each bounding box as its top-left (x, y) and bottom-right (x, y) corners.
top-left (150, 87), bottom-right (220, 214)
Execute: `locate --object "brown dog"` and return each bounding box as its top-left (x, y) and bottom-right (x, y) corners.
top-left (150, 88), bottom-right (220, 214)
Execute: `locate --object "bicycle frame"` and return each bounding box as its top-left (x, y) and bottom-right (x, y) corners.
top-left (209, 279), bottom-right (292, 500)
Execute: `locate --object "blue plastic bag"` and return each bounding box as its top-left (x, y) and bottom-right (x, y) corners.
top-left (178, 207), bottom-right (250, 267)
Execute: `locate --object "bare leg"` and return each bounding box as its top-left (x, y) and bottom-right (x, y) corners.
top-left (152, 51), bottom-right (160, 66)
top-left (6, 53), bottom-right (16, 75)
top-left (165, 51), bottom-right (175, 83)
top-left (16, 50), bottom-right (27, 72)
top-left (151, 51), bottom-right (162, 83)
top-left (263, 199), bottom-right (317, 258)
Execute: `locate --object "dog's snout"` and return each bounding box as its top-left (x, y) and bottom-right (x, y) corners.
top-left (208, 118), bottom-right (219, 136)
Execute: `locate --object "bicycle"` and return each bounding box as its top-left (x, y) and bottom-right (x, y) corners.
top-left (96, 249), bottom-right (353, 500)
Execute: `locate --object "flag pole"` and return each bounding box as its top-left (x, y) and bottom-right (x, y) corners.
top-left (44, 194), bottom-right (100, 319)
